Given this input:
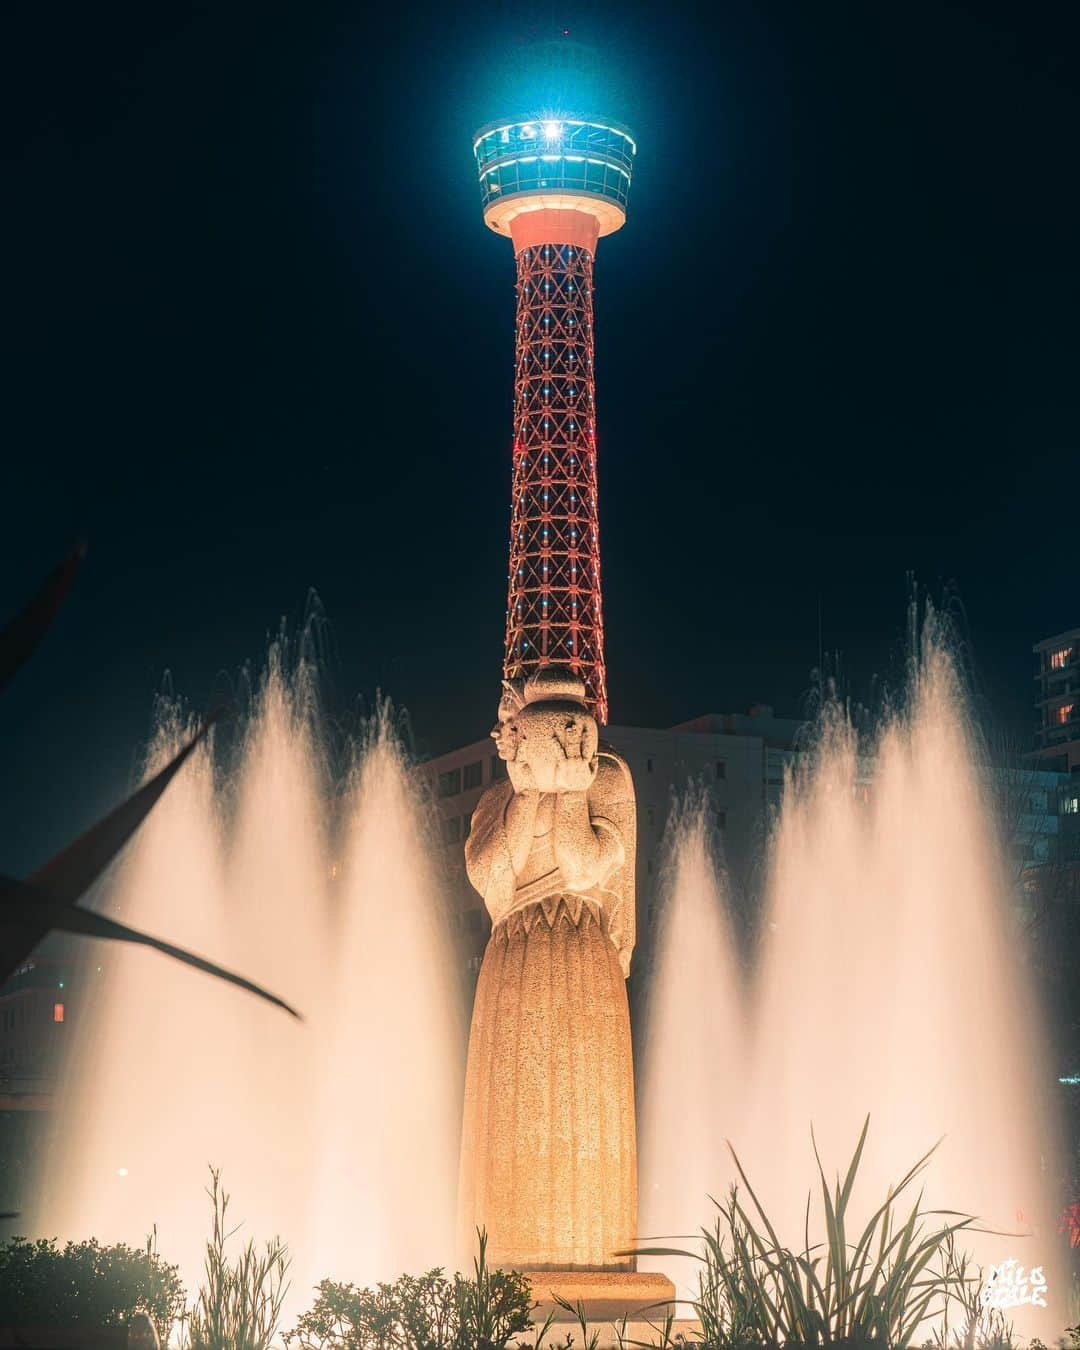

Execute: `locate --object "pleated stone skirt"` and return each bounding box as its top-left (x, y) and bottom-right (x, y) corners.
top-left (458, 895), bottom-right (637, 1271)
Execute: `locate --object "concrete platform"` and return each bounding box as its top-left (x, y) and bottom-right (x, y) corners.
top-left (528, 1320), bottom-right (702, 1349)
top-left (525, 1269), bottom-right (678, 1323)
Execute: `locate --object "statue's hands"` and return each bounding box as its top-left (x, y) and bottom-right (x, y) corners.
top-left (553, 714), bottom-right (599, 793)
top-left (554, 756), bottom-right (597, 793)
top-left (507, 756), bottom-right (537, 793)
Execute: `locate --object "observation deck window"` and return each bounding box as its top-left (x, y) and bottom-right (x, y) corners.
top-left (475, 117), bottom-right (634, 215)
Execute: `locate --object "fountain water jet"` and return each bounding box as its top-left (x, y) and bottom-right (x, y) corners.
top-left (310, 706), bottom-right (464, 1287)
top-left (637, 794), bottom-right (744, 1300)
top-left (38, 710), bottom-right (241, 1287)
top-left (38, 662), bottom-right (464, 1316)
top-left (216, 660), bottom-right (332, 1272)
top-left (643, 617), bottom-right (1066, 1334)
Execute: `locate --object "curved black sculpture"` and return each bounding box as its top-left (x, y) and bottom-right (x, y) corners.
top-left (0, 547), bottom-right (299, 1019)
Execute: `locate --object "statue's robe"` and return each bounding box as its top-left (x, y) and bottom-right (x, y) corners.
top-left (458, 750), bottom-right (638, 1270)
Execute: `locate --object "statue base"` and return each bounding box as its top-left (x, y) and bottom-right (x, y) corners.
top-left (524, 1270), bottom-right (677, 1323)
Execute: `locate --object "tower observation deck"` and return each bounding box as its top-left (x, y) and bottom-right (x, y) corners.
top-left (473, 114), bottom-right (636, 724)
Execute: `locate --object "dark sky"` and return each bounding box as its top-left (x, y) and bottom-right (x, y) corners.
top-left (3, 1), bottom-right (1077, 875)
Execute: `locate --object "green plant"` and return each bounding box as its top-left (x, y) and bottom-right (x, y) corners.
top-left (284, 1228), bottom-right (534, 1350)
top-left (180, 1167), bottom-right (290, 1350)
top-left (549, 1294), bottom-right (600, 1350)
top-left (458, 1228), bottom-right (536, 1349)
top-left (928, 1234), bottom-right (1013, 1350)
top-left (0, 1227), bottom-right (185, 1341)
top-left (611, 1306), bottom-right (680, 1350)
top-left (635, 1117), bottom-right (979, 1348)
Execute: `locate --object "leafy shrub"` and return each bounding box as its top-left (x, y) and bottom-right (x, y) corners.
top-left (180, 1168), bottom-right (289, 1350)
top-left (0, 1229), bottom-right (184, 1342)
top-left (284, 1230), bottom-right (533, 1350)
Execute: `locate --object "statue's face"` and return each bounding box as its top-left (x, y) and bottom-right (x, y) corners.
top-left (490, 693), bottom-right (521, 762)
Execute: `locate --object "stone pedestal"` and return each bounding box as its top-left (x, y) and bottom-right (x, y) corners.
top-left (530, 1318), bottom-right (702, 1350)
top-left (525, 1270), bottom-right (677, 1323)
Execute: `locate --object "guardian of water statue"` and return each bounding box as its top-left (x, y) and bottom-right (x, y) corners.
top-left (458, 665), bottom-right (645, 1286)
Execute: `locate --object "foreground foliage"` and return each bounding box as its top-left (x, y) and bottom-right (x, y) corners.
top-left (0, 1230), bottom-right (184, 1342)
top-left (635, 1118), bottom-right (982, 1348)
top-left (180, 1168), bottom-right (290, 1350)
top-left (284, 1231), bottom-right (533, 1350)
top-left (9, 1141), bottom-right (1075, 1349)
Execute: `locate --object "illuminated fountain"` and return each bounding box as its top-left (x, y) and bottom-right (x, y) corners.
top-left (637, 795), bottom-right (744, 1303)
top-left (310, 716), bottom-right (463, 1286)
top-left (640, 618), bottom-right (1066, 1335)
top-left (32, 617), bottom-right (1068, 1339)
top-left (38, 659), bottom-right (464, 1311)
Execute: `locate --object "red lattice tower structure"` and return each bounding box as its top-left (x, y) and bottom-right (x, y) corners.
top-left (473, 116), bottom-right (635, 724)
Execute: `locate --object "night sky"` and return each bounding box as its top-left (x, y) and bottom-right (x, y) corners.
top-left (3, 1), bottom-right (1077, 876)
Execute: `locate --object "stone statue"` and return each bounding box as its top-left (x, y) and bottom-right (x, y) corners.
top-left (458, 666), bottom-right (638, 1271)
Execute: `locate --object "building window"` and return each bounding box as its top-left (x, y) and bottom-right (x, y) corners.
top-left (441, 816), bottom-right (462, 845)
top-left (1062, 795), bottom-right (1080, 816)
top-left (437, 768), bottom-right (462, 798)
top-left (1054, 704), bottom-right (1074, 726)
top-left (491, 755), bottom-right (507, 781)
top-left (463, 761), bottom-right (482, 790)
top-left (1050, 647), bottom-right (1073, 670)
top-left (53, 1002), bottom-right (65, 1023)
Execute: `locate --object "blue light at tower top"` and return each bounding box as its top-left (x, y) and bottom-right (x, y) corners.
top-left (472, 115), bottom-right (636, 218)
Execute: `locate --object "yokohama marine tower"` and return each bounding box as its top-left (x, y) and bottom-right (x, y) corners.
top-left (472, 114), bottom-right (636, 723)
